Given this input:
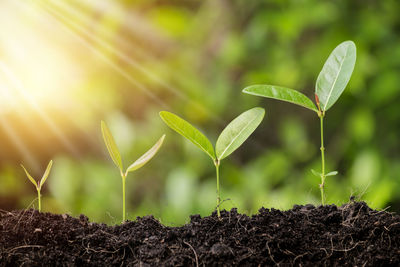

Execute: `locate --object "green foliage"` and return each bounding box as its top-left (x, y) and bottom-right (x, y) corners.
top-left (21, 160), bottom-right (53, 212)
top-left (243, 85), bottom-right (318, 112)
top-left (216, 107), bottom-right (265, 160)
top-left (160, 107), bottom-right (265, 216)
top-left (125, 135), bottom-right (166, 174)
top-left (242, 41), bottom-right (356, 114)
top-left (159, 111), bottom-right (215, 160)
top-left (316, 41), bottom-right (357, 112)
top-left (101, 120), bottom-right (165, 222)
top-left (243, 41), bottom-right (356, 205)
top-left (101, 121), bottom-right (123, 172)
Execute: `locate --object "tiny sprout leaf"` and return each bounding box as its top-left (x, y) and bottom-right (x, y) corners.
top-left (101, 121), bottom-right (123, 171)
top-left (216, 107), bottom-right (265, 160)
top-left (40, 160), bottom-right (53, 188)
top-left (326, 171), bottom-right (338, 177)
top-left (159, 111), bottom-right (215, 160)
top-left (311, 169), bottom-right (322, 177)
top-left (243, 85), bottom-right (318, 112)
top-left (21, 164), bottom-right (37, 187)
top-left (125, 134), bottom-right (165, 175)
top-left (316, 41), bottom-right (356, 111)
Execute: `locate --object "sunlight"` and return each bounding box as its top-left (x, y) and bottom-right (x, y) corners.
top-left (39, 0), bottom-right (223, 123)
top-left (0, 62), bottom-right (80, 157)
top-left (36, 0), bottom-right (169, 108)
top-left (0, 81), bottom-right (40, 171)
top-left (0, 0), bottom-right (83, 113)
top-left (0, 0), bottom-right (223, 162)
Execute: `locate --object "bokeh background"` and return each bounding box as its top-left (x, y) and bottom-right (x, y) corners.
top-left (0, 0), bottom-right (399, 225)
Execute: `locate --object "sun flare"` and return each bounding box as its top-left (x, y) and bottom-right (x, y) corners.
top-left (0, 0), bottom-right (83, 113)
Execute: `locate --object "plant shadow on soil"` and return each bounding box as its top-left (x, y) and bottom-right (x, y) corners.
top-left (0, 201), bottom-right (399, 266)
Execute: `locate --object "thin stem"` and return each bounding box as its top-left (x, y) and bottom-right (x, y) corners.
top-left (214, 159), bottom-right (221, 217)
top-left (122, 174), bottom-right (126, 222)
top-left (319, 115), bottom-right (326, 205)
top-left (37, 188), bottom-right (41, 212)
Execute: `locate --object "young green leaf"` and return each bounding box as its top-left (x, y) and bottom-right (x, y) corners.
top-left (21, 164), bottom-right (37, 187)
top-left (39, 160), bottom-right (53, 188)
top-left (216, 107), bottom-right (265, 160)
top-left (326, 171), bottom-right (338, 177)
top-left (125, 134), bottom-right (165, 175)
top-left (311, 169), bottom-right (322, 178)
top-left (243, 85), bottom-right (318, 112)
top-left (316, 41), bottom-right (356, 111)
top-left (159, 111), bottom-right (215, 160)
top-left (101, 121), bottom-right (123, 172)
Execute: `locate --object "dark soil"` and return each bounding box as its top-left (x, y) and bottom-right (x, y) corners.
top-left (1, 201), bottom-right (399, 266)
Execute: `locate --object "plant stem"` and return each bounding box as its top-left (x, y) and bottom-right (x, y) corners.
top-left (214, 159), bottom-right (221, 217)
top-left (37, 188), bottom-right (41, 212)
top-left (319, 114), bottom-right (326, 205)
top-left (122, 173), bottom-right (126, 222)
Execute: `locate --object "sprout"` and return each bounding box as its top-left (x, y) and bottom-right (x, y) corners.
top-left (243, 41), bottom-right (356, 205)
top-left (101, 121), bottom-right (165, 222)
top-left (21, 160), bottom-right (53, 212)
top-left (160, 107), bottom-right (265, 217)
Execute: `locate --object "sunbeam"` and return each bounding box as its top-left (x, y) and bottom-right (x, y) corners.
top-left (0, 61), bottom-right (81, 157)
top-left (36, 0), bottom-right (169, 109)
top-left (0, 82), bottom-right (40, 172)
top-left (37, 0), bottom-right (224, 123)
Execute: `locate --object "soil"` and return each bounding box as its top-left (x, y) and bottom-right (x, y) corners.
top-left (1, 201), bottom-right (399, 266)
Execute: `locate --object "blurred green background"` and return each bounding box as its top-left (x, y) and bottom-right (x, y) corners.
top-left (0, 0), bottom-right (399, 225)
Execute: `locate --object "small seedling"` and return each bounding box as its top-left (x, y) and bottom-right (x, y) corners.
top-left (101, 121), bottom-right (165, 222)
top-left (243, 41), bottom-right (356, 205)
top-left (160, 107), bottom-right (265, 217)
top-left (21, 160), bottom-right (53, 212)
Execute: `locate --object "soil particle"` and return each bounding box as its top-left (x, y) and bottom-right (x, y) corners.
top-left (1, 201), bottom-right (399, 266)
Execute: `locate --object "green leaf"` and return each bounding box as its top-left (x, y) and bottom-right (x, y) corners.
top-left (159, 111), bottom-right (215, 160)
top-left (101, 121), bottom-right (123, 172)
top-left (243, 85), bottom-right (318, 112)
top-left (316, 41), bottom-right (357, 111)
top-left (125, 134), bottom-right (165, 175)
top-left (311, 169), bottom-right (322, 177)
top-left (39, 160), bottom-right (53, 188)
top-left (326, 171), bottom-right (338, 177)
top-left (216, 107), bottom-right (265, 160)
top-left (21, 164), bottom-right (37, 188)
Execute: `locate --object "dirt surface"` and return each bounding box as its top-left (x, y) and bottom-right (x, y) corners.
top-left (0, 201), bottom-right (399, 266)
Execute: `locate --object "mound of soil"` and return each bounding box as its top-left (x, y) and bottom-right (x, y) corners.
top-left (1, 201), bottom-right (399, 266)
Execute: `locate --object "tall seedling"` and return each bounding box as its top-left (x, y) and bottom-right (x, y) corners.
top-left (21, 160), bottom-right (53, 212)
top-left (243, 41), bottom-right (356, 205)
top-left (101, 121), bottom-right (165, 222)
top-left (160, 107), bottom-right (265, 217)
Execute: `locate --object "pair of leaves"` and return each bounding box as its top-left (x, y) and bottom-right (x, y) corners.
top-left (101, 121), bottom-right (165, 177)
top-left (243, 41), bottom-right (356, 113)
top-left (21, 160), bottom-right (53, 190)
top-left (159, 107), bottom-right (265, 161)
top-left (311, 169), bottom-right (338, 178)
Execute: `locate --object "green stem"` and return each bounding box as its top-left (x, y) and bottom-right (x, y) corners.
top-left (122, 174), bottom-right (126, 222)
top-left (319, 115), bottom-right (326, 205)
top-left (37, 188), bottom-right (41, 212)
top-left (214, 159), bottom-right (221, 217)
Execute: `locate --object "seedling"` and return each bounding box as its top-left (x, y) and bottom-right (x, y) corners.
top-left (21, 160), bottom-right (53, 212)
top-left (160, 107), bottom-right (265, 217)
top-left (101, 121), bottom-right (165, 222)
top-left (243, 41), bottom-right (356, 205)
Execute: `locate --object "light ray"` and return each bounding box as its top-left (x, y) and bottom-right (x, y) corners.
top-left (36, 0), bottom-right (168, 109)
top-left (38, 0), bottom-right (224, 123)
top-left (0, 96), bottom-right (40, 173)
top-left (36, 0), bottom-right (267, 155)
top-left (0, 61), bottom-right (81, 157)
top-left (0, 71), bottom-right (43, 142)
